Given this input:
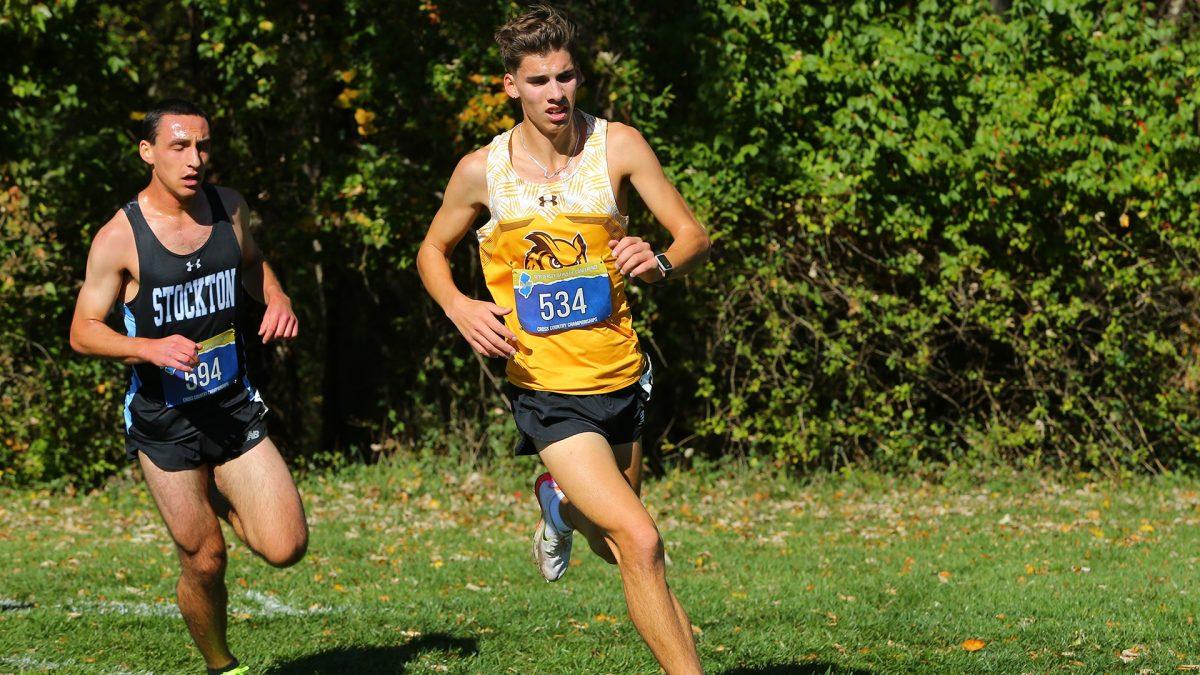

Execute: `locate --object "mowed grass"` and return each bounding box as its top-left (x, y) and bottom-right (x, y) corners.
top-left (2, 458), bottom-right (1200, 674)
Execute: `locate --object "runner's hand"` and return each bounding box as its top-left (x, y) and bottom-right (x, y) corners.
top-left (139, 335), bottom-right (200, 372)
top-left (447, 297), bottom-right (517, 358)
top-left (609, 237), bottom-right (663, 283)
top-left (260, 294), bottom-right (299, 344)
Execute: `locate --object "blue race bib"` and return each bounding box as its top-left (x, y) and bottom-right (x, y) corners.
top-left (513, 261), bottom-right (614, 334)
top-left (161, 328), bottom-right (238, 407)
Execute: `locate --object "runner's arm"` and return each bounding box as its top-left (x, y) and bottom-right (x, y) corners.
top-left (69, 215), bottom-right (200, 371)
top-left (417, 150), bottom-right (517, 358)
top-left (608, 123), bottom-right (711, 282)
top-left (224, 187), bottom-right (298, 343)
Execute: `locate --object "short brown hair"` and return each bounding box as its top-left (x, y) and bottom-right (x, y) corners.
top-left (494, 4), bottom-right (579, 73)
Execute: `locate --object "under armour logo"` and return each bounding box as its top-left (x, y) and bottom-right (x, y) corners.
top-left (186, 258), bottom-right (202, 272)
top-left (538, 195), bottom-right (558, 207)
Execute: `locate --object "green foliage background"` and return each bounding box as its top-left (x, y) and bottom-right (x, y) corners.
top-left (3, 0), bottom-right (1200, 484)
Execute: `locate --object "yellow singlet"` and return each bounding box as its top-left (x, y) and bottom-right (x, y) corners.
top-left (478, 112), bottom-right (644, 394)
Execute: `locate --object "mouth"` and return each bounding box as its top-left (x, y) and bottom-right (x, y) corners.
top-left (546, 105), bottom-right (570, 123)
top-left (182, 174), bottom-right (200, 188)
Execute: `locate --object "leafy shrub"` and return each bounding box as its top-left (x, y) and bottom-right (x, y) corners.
top-left (3, 0), bottom-right (1200, 484)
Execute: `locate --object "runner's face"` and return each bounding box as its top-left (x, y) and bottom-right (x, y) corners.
top-left (140, 115), bottom-right (211, 198)
top-left (505, 49), bottom-right (579, 131)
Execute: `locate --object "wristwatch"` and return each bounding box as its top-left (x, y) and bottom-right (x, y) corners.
top-left (654, 253), bottom-right (674, 281)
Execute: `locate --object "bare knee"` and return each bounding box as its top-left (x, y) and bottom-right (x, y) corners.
top-left (259, 531), bottom-right (308, 568)
top-left (612, 522), bottom-right (663, 573)
top-left (179, 540), bottom-right (227, 584)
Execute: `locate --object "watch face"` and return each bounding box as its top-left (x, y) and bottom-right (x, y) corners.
top-left (655, 254), bottom-right (673, 278)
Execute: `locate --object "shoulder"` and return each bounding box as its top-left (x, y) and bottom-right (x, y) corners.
top-left (455, 145), bottom-right (491, 182)
top-left (92, 208), bottom-right (134, 250)
top-left (444, 145), bottom-right (491, 206)
top-left (605, 121), bottom-right (658, 173)
top-left (210, 184), bottom-right (248, 217)
top-left (606, 122), bottom-right (650, 152)
top-left (88, 209), bottom-right (135, 268)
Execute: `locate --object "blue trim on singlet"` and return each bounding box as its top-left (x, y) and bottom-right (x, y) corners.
top-left (243, 372), bottom-right (259, 401)
top-left (122, 305), bottom-right (140, 430)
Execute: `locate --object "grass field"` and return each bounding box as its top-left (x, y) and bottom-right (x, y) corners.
top-left (2, 457), bottom-right (1199, 674)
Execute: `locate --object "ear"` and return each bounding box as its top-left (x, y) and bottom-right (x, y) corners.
top-left (138, 139), bottom-right (154, 167)
top-left (571, 232), bottom-right (586, 252)
top-left (503, 71), bottom-right (520, 100)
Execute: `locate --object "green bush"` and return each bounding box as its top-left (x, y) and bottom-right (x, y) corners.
top-left (3, 0), bottom-right (1200, 484)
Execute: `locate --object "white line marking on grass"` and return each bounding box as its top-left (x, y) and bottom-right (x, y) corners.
top-left (0, 655), bottom-right (69, 670)
top-left (235, 590), bottom-right (334, 617)
top-left (1, 654), bottom-right (158, 675)
top-left (59, 593), bottom-right (335, 620)
top-left (65, 600), bottom-right (180, 617)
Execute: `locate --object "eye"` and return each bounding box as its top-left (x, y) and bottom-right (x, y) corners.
top-left (550, 258), bottom-right (563, 269)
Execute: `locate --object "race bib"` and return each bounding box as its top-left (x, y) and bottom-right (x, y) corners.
top-left (513, 261), bottom-right (613, 334)
top-left (161, 328), bottom-right (238, 407)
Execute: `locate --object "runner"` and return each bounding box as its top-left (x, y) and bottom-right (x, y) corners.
top-left (69, 99), bottom-right (307, 675)
top-left (417, 6), bottom-right (710, 672)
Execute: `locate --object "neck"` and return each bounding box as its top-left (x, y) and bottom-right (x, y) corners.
top-left (522, 112), bottom-right (579, 164)
top-left (142, 173), bottom-right (195, 217)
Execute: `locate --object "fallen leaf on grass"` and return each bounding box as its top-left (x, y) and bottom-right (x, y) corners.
top-left (1120, 646), bottom-right (1145, 663)
top-left (962, 639), bottom-right (986, 652)
top-left (1177, 665), bottom-right (1200, 671)
top-left (938, 570), bottom-right (952, 583)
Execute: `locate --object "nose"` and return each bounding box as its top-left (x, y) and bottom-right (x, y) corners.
top-left (548, 79), bottom-right (564, 102)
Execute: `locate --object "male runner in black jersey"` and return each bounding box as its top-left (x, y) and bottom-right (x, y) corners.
top-left (69, 99), bottom-right (306, 675)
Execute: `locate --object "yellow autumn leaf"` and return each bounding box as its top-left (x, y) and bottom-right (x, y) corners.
top-left (354, 108), bottom-right (376, 125)
top-left (340, 69), bottom-right (357, 83)
top-left (335, 89), bottom-right (360, 109)
top-left (962, 639), bottom-right (986, 652)
top-left (259, 20), bottom-right (274, 31)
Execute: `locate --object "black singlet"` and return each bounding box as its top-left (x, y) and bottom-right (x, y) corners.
top-left (121, 184), bottom-right (259, 440)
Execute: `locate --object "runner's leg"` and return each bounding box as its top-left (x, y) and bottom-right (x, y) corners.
top-left (139, 454), bottom-right (235, 670)
top-left (558, 439), bottom-right (697, 654)
top-left (211, 438), bottom-right (307, 567)
top-left (570, 440), bottom-right (641, 564)
top-left (539, 433), bottom-right (702, 675)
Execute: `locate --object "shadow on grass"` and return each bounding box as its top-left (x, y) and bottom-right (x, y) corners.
top-left (721, 664), bottom-right (873, 675)
top-left (267, 634), bottom-right (478, 674)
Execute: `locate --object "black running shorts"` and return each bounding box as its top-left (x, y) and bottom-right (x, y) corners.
top-left (506, 379), bottom-right (649, 456)
top-left (126, 394), bottom-right (269, 472)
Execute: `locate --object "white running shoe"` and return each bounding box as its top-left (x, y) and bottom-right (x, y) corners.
top-left (532, 472), bottom-right (573, 582)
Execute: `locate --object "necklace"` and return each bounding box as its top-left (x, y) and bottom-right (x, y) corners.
top-left (518, 117), bottom-right (582, 181)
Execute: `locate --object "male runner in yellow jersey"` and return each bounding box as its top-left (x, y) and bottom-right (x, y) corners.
top-left (417, 5), bottom-right (709, 673)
